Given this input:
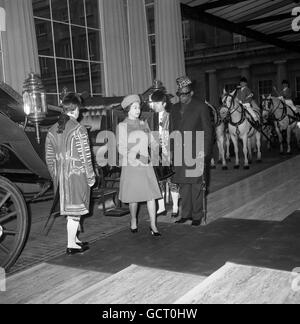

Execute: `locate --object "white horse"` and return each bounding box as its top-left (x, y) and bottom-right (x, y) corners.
top-left (261, 95), bottom-right (298, 154)
top-left (222, 90), bottom-right (262, 169)
top-left (206, 101), bottom-right (230, 170)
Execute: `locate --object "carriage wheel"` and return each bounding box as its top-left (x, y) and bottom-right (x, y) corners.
top-left (0, 176), bottom-right (29, 271)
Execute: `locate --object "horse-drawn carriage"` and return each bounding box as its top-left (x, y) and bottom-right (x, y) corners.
top-left (0, 76), bottom-right (161, 271)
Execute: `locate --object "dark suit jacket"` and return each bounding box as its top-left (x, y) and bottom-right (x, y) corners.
top-left (170, 98), bottom-right (213, 184)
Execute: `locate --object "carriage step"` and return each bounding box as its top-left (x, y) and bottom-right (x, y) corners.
top-left (61, 264), bottom-right (205, 304)
top-left (92, 188), bottom-right (118, 198)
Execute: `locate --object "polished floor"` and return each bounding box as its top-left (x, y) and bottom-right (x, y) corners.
top-left (9, 149), bottom-right (296, 274)
top-left (1, 153), bottom-right (300, 304)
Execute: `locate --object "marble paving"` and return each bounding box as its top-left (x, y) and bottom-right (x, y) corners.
top-left (62, 265), bottom-right (206, 305)
top-left (175, 262), bottom-right (300, 304)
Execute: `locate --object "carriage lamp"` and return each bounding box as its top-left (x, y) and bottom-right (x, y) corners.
top-left (23, 73), bottom-right (48, 144)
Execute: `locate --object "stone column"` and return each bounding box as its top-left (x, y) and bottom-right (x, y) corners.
top-left (127, 0), bottom-right (152, 93)
top-left (0, 0), bottom-right (40, 93)
top-left (155, 0), bottom-right (185, 98)
top-left (99, 0), bottom-right (132, 96)
top-left (207, 69), bottom-right (219, 107)
top-left (275, 60), bottom-right (288, 90)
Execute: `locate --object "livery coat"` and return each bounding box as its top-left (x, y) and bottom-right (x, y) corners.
top-left (45, 117), bottom-right (95, 216)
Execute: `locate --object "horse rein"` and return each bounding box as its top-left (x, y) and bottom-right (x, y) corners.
top-left (262, 98), bottom-right (290, 123)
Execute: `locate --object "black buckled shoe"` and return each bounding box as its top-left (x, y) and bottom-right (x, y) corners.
top-left (171, 211), bottom-right (179, 218)
top-left (191, 220), bottom-right (202, 227)
top-left (66, 245), bottom-right (89, 255)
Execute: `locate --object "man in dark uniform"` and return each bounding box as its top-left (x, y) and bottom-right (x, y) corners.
top-left (170, 76), bottom-right (213, 226)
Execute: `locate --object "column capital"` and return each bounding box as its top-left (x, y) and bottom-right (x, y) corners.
top-left (238, 65), bottom-right (250, 69)
top-left (206, 69), bottom-right (217, 74)
top-left (274, 60), bottom-right (287, 65)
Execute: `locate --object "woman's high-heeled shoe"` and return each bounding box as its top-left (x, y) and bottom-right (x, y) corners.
top-left (149, 227), bottom-right (162, 237)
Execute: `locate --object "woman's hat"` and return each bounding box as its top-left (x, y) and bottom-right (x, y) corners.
top-left (121, 94), bottom-right (141, 109)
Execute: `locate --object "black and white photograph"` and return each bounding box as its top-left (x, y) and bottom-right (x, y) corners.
top-left (0, 0), bottom-right (300, 307)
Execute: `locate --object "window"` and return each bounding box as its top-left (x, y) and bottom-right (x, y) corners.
top-left (259, 80), bottom-right (273, 97)
top-left (182, 20), bottom-right (191, 54)
top-left (32, 0), bottom-right (105, 105)
top-left (145, 0), bottom-right (156, 80)
top-left (233, 33), bottom-right (247, 50)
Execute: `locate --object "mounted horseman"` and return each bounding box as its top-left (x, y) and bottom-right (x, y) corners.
top-left (222, 85), bottom-right (262, 170)
top-left (236, 77), bottom-right (261, 129)
top-left (261, 80), bottom-right (300, 155)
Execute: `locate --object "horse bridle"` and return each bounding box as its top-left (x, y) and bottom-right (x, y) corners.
top-left (261, 97), bottom-right (287, 122)
top-left (222, 92), bottom-right (246, 127)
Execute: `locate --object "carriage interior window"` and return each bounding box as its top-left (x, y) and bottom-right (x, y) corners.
top-left (258, 80), bottom-right (273, 97)
top-left (32, 0), bottom-right (105, 106)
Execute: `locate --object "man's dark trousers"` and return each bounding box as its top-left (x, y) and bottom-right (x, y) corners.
top-left (180, 182), bottom-right (204, 221)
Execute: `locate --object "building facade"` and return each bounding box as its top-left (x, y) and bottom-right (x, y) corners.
top-left (182, 18), bottom-right (300, 106)
top-left (0, 0), bottom-right (185, 105)
top-left (0, 0), bottom-right (299, 108)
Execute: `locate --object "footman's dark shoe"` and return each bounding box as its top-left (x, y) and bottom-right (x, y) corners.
top-left (171, 211), bottom-right (179, 218)
top-left (192, 220), bottom-right (201, 227)
top-left (66, 246), bottom-right (89, 255)
top-left (175, 218), bottom-right (191, 224)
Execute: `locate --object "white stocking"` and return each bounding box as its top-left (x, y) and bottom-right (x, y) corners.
top-left (171, 191), bottom-right (179, 213)
top-left (157, 198), bottom-right (166, 214)
top-left (67, 217), bottom-right (81, 249)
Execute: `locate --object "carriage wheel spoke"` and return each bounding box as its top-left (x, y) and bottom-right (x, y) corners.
top-left (0, 211), bottom-right (17, 224)
top-left (3, 229), bottom-right (18, 236)
top-left (0, 192), bottom-right (11, 209)
top-left (0, 243), bottom-right (9, 254)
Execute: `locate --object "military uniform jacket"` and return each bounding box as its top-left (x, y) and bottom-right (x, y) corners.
top-left (45, 118), bottom-right (95, 216)
top-left (170, 98), bottom-right (213, 184)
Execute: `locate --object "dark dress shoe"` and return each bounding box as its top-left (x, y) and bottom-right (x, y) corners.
top-left (175, 218), bottom-right (191, 224)
top-left (66, 246), bottom-right (89, 255)
top-left (149, 228), bottom-right (162, 237)
top-left (130, 228), bottom-right (138, 234)
top-left (171, 211), bottom-right (179, 218)
top-left (157, 210), bottom-right (167, 216)
top-left (192, 220), bottom-right (202, 227)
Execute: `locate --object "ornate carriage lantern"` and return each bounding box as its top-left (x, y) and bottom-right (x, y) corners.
top-left (22, 73), bottom-right (48, 143)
